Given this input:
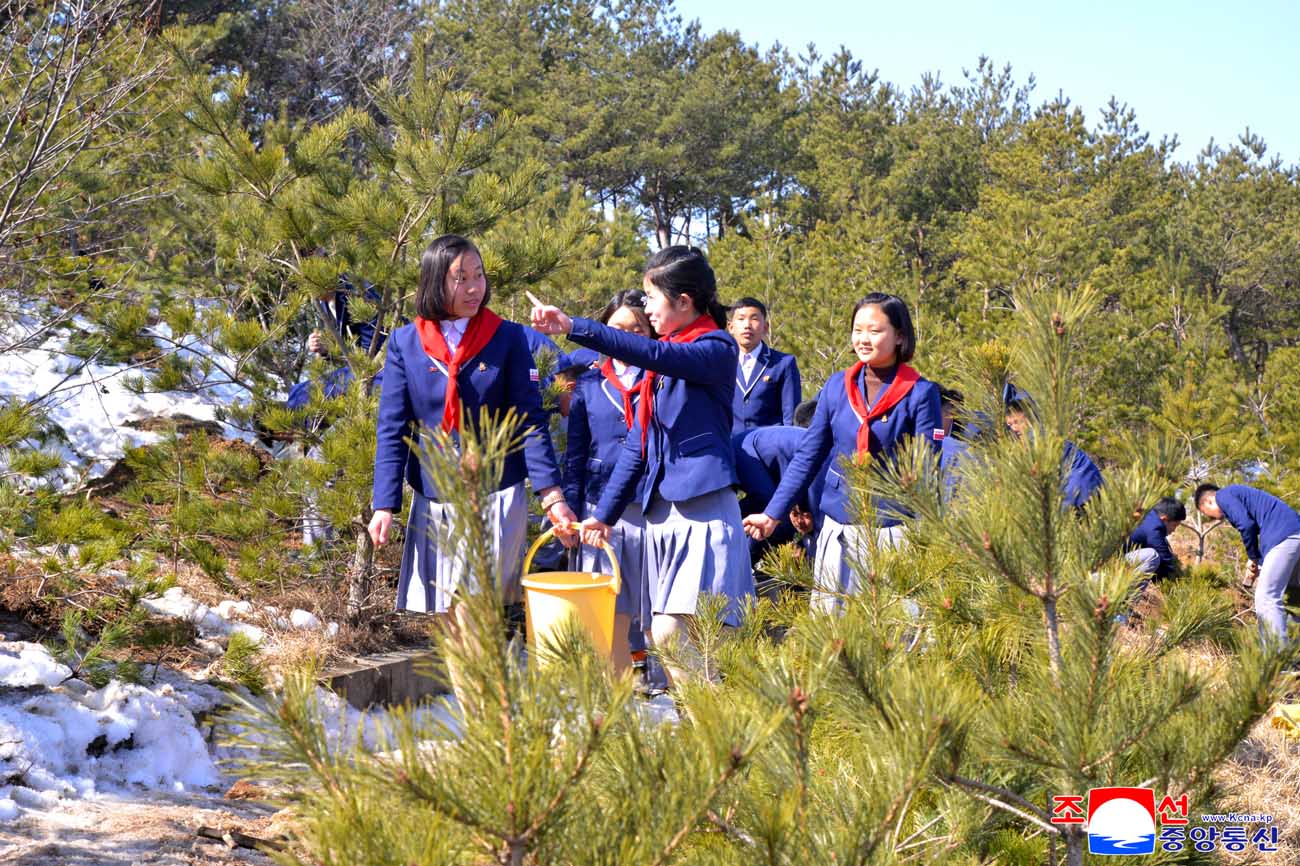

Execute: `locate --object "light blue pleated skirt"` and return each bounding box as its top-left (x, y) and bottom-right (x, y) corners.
top-left (395, 482), bottom-right (528, 614)
top-left (812, 518), bottom-right (905, 614)
top-left (645, 488), bottom-right (754, 627)
top-left (581, 502), bottom-right (649, 627)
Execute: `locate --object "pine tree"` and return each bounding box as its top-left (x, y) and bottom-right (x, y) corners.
top-left (169, 40), bottom-right (593, 620)
top-left (873, 283), bottom-right (1292, 865)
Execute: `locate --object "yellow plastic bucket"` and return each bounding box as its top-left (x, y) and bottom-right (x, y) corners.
top-left (521, 524), bottom-right (622, 661)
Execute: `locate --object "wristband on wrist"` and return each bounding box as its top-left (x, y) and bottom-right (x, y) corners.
top-left (541, 492), bottom-right (566, 511)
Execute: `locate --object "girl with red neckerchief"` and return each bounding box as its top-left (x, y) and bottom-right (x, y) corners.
top-left (369, 235), bottom-right (577, 618)
top-left (742, 293), bottom-right (943, 614)
top-left (532, 247), bottom-right (755, 687)
top-left (560, 289), bottom-right (657, 674)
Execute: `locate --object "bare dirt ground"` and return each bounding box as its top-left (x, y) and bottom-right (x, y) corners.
top-left (0, 789), bottom-right (291, 866)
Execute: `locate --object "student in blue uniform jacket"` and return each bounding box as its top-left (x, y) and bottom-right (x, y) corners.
top-left (368, 234), bottom-right (578, 620)
top-left (1125, 497), bottom-right (1185, 580)
top-left (531, 246), bottom-right (755, 686)
top-left (728, 297), bottom-right (802, 433)
top-left (743, 293), bottom-right (944, 613)
top-left (292, 276), bottom-right (398, 410)
top-left (732, 400), bottom-right (822, 595)
top-left (1004, 389), bottom-right (1104, 508)
top-left (561, 289), bottom-right (657, 673)
top-left (1196, 482), bottom-right (1300, 648)
top-left (936, 387), bottom-right (971, 500)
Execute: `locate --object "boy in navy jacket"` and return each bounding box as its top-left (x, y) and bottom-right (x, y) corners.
top-left (1125, 497), bottom-right (1185, 580)
top-left (1196, 483), bottom-right (1300, 647)
top-left (729, 297), bottom-right (802, 433)
top-left (1004, 388), bottom-right (1104, 508)
top-left (732, 400), bottom-right (822, 594)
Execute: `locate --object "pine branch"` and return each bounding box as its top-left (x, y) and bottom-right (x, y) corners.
top-left (706, 809), bottom-right (757, 848)
top-left (857, 720), bottom-right (948, 862)
top-left (835, 641), bottom-right (895, 731)
top-left (516, 713), bottom-right (607, 845)
top-left (388, 758), bottom-right (504, 839)
top-left (647, 745), bottom-right (752, 866)
top-left (941, 773), bottom-right (1057, 834)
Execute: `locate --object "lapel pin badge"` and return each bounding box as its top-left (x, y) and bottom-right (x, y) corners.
top-left (478, 361), bottom-right (487, 372)
top-left (762, 374), bottom-right (771, 382)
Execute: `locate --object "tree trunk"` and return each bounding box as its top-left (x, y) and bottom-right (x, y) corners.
top-left (1064, 831), bottom-right (1085, 866)
top-left (347, 517), bottom-right (374, 623)
top-left (1042, 595), bottom-right (1063, 683)
top-left (653, 200), bottom-right (671, 249)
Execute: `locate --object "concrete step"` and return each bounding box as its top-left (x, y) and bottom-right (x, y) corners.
top-left (321, 647), bottom-right (449, 710)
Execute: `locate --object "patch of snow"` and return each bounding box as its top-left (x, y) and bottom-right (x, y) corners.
top-left (289, 609), bottom-right (320, 631)
top-left (0, 317), bottom-right (258, 487)
top-left (0, 643), bottom-right (222, 821)
top-left (228, 623), bottom-right (266, 645)
top-left (0, 641), bottom-right (72, 688)
top-left (311, 686), bottom-right (461, 751)
top-left (215, 600), bottom-right (252, 619)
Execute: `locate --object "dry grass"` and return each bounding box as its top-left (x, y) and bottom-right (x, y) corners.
top-left (1217, 712), bottom-right (1300, 864)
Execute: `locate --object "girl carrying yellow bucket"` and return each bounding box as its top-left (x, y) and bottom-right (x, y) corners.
top-left (522, 524), bottom-right (622, 665)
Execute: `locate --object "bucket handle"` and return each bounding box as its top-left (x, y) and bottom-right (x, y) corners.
top-left (523, 523), bottom-right (621, 597)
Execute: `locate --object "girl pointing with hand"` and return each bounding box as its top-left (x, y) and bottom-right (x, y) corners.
top-left (531, 247), bottom-right (754, 686)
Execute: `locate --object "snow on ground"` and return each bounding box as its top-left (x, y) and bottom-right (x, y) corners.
top-left (0, 643), bottom-right (223, 814)
top-left (140, 586), bottom-right (339, 648)
top-left (0, 640), bottom-right (460, 824)
top-left (0, 316), bottom-right (257, 486)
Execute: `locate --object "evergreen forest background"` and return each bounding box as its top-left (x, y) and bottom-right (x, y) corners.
top-left (4, 1), bottom-right (1300, 863)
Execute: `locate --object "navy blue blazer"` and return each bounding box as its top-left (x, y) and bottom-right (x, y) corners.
top-left (1216, 484), bottom-right (1300, 564)
top-left (562, 367), bottom-right (646, 514)
top-left (939, 434), bottom-right (969, 500)
top-left (562, 346), bottom-right (601, 370)
top-left (732, 343), bottom-right (802, 433)
top-left (1126, 510), bottom-right (1178, 578)
top-left (763, 367), bottom-right (943, 527)
top-left (1062, 441), bottom-right (1104, 509)
top-left (371, 320), bottom-right (562, 512)
top-left (566, 317), bottom-right (738, 525)
top-left (732, 426), bottom-right (824, 518)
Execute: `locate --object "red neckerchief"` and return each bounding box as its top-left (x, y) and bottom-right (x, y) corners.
top-left (599, 359), bottom-right (639, 429)
top-left (845, 362), bottom-right (919, 457)
top-left (637, 314), bottom-right (716, 455)
top-left (414, 308), bottom-right (503, 433)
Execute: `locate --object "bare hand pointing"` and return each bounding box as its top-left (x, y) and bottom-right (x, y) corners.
top-left (526, 291), bottom-right (573, 336)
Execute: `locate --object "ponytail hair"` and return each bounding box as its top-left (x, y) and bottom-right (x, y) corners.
top-left (644, 246), bottom-right (727, 328)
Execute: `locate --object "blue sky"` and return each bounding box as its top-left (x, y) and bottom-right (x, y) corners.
top-left (672, 0), bottom-right (1300, 164)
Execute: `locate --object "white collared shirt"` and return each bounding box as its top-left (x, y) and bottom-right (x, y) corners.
top-left (613, 360), bottom-right (641, 389)
top-left (440, 317), bottom-right (470, 352)
top-left (738, 347), bottom-right (761, 382)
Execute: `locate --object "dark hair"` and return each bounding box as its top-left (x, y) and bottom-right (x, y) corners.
top-left (599, 289), bottom-right (656, 337)
top-left (1003, 383), bottom-right (1030, 414)
top-left (416, 234), bottom-right (488, 321)
top-left (937, 386), bottom-right (965, 436)
top-left (1193, 483), bottom-right (1220, 509)
top-left (793, 400), bottom-right (818, 428)
top-left (1153, 496), bottom-right (1187, 521)
top-left (851, 293), bottom-right (916, 363)
top-left (645, 246), bottom-right (727, 328)
top-left (730, 297), bottom-right (768, 319)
